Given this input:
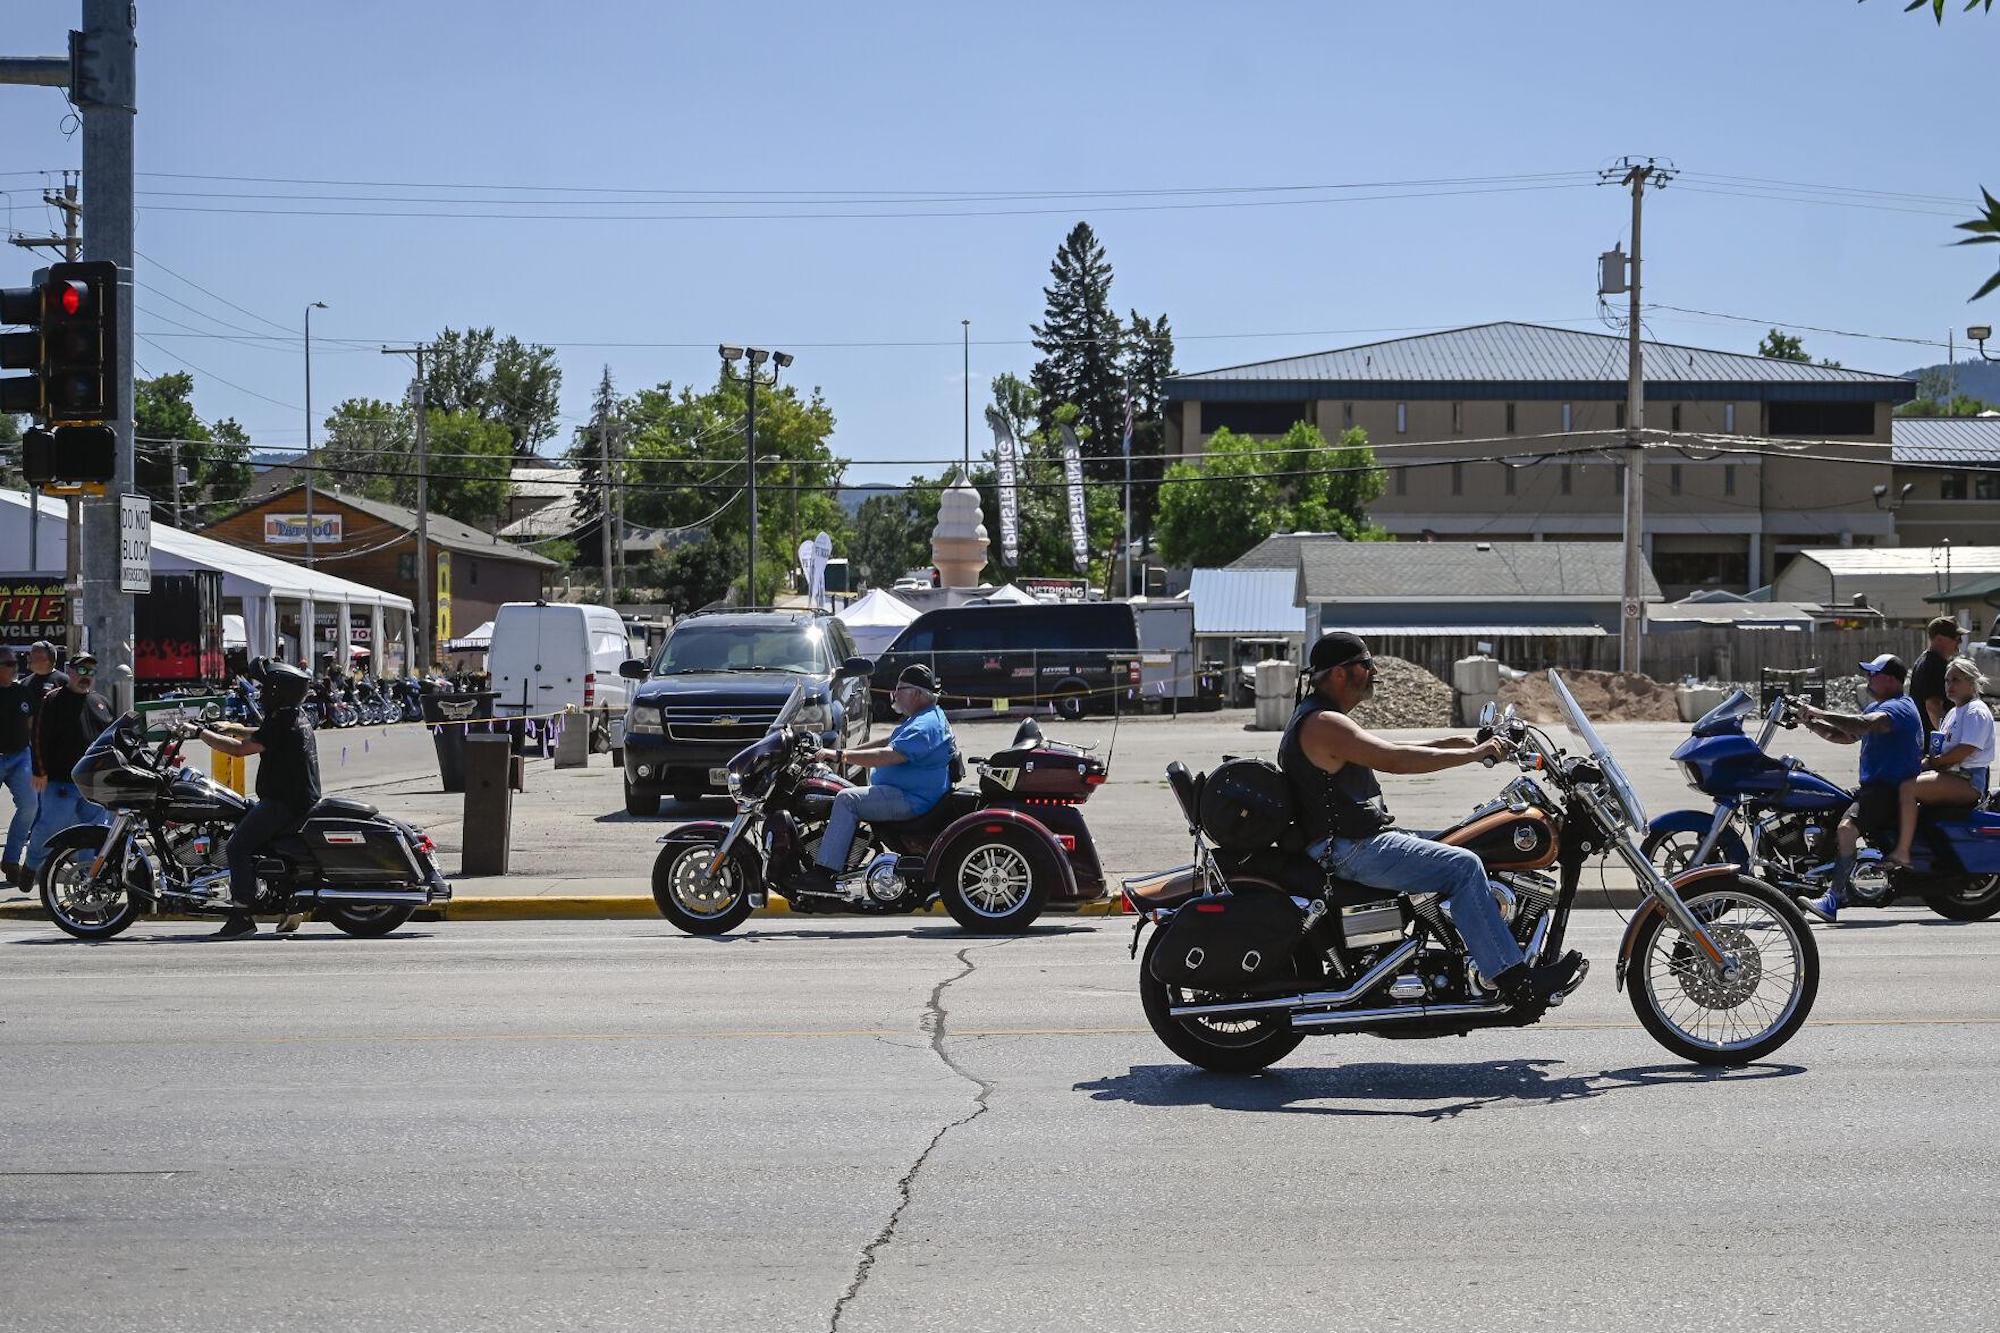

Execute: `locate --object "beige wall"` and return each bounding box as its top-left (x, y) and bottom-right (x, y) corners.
top-left (1891, 463), bottom-right (2000, 548)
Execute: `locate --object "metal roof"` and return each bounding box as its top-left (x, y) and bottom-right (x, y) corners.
top-left (1188, 568), bottom-right (1305, 636)
top-left (231, 485), bottom-right (558, 568)
top-left (1349, 625), bottom-right (1609, 638)
top-left (1786, 546), bottom-right (2000, 577)
top-left (1166, 321), bottom-right (1915, 404)
top-left (1925, 573), bottom-right (2000, 604)
top-left (1298, 540), bottom-right (1659, 603)
top-left (1227, 531), bottom-right (1348, 570)
top-left (508, 464), bottom-right (584, 500)
top-left (1892, 417), bottom-right (2000, 465)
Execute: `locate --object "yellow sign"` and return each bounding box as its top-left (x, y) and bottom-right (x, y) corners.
top-left (435, 551), bottom-right (452, 645)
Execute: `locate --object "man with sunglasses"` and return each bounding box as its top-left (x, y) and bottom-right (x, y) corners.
top-left (25, 650), bottom-right (113, 887)
top-left (0, 648), bottom-right (40, 889)
top-left (1278, 631), bottom-right (1583, 1011)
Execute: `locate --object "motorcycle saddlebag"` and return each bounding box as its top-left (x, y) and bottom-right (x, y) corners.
top-left (1147, 890), bottom-right (1305, 989)
top-left (300, 817), bottom-right (421, 885)
top-left (1198, 758), bottom-right (1295, 850)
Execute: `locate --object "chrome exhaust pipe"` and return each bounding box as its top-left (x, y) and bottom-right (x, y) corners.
top-left (1168, 939), bottom-right (1419, 1019)
top-left (296, 888), bottom-right (433, 906)
top-left (1289, 1001), bottom-right (1509, 1031)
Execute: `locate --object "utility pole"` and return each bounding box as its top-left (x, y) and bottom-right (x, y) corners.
top-left (595, 370), bottom-right (613, 605)
top-left (961, 319), bottom-right (971, 474)
top-left (1600, 156), bottom-right (1675, 674)
top-left (718, 347), bottom-right (790, 606)
top-left (8, 171), bottom-right (80, 574)
top-left (612, 416), bottom-right (625, 602)
top-left (304, 301), bottom-right (326, 563)
top-left (382, 344), bottom-right (431, 671)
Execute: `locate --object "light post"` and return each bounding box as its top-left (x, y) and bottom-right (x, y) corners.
top-left (304, 301), bottom-right (327, 567)
top-left (718, 345), bottom-right (792, 605)
top-left (1969, 325), bottom-right (1996, 363)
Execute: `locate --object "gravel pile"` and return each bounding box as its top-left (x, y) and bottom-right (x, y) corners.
top-left (1348, 656), bottom-right (1455, 730)
top-left (1499, 669), bottom-right (1680, 723)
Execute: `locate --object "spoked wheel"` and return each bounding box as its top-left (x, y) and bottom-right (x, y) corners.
top-left (1137, 930), bottom-right (1308, 1073)
top-left (937, 830), bottom-right (1051, 933)
top-left (1642, 827), bottom-right (1710, 877)
top-left (1921, 873), bottom-right (2000, 922)
top-left (651, 842), bottom-right (754, 936)
top-left (39, 840), bottom-right (141, 942)
top-left (325, 905), bottom-right (417, 937)
top-left (1629, 876), bottom-right (1818, 1066)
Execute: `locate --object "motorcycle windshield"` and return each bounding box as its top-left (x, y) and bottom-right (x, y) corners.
top-left (1548, 670), bottom-right (1648, 832)
top-left (1690, 688), bottom-right (1754, 737)
top-left (770, 680), bottom-right (808, 733)
top-left (79, 712), bottom-right (144, 762)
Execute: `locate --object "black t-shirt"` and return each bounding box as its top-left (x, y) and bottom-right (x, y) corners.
top-left (1910, 649), bottom-right (1950, 728)
top-left (252, 706), bottom-right (322, 813)
top-left (0, 678), bottom-right (38, 753)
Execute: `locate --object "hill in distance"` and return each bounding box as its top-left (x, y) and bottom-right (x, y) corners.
top-left (1900, 359), bottom-right (2000, 406)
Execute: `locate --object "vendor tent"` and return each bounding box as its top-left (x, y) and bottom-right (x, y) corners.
top-left (836, 587), bottom-right (919, 657)
top-left (447, 619), bottom-right (496, 652)
top-left (976, 583), bottom-right (1039, 606)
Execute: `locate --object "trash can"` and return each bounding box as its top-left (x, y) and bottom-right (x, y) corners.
top-left (420, 688), bottom-right (498, 793)
top-left (1253, 659), bottom-right (1298, 731)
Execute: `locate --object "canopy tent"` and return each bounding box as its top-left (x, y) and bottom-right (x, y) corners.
top-left (975, 582), bottom-right (1039, 606)
top-left (222, 614), bottom-right (248, 649)
top-left (835, 587), bottom-right (919, 658)
top-left (0, 489), bottom-right (415, 671)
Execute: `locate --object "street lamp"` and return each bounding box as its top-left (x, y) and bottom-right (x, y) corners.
top-left (718, 345), bottom-right (791, 605)
top-left (1872, 482), bottom-right (1916, 510)
top-left (1970, 325), bottom-right (1996, 363)
top-left (304, 301), bottom-right (328, 567)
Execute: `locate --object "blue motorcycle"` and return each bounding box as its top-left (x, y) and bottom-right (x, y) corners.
top-left (1644, 689), bottom-right (2000, 921)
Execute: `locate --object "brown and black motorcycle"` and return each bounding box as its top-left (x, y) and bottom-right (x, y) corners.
top-left (1125, 671), bottom-right (1819, 1070)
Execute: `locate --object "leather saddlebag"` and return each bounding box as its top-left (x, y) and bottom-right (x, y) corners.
top-left (1148, 890), bottom-right (1305, 989)
top-left (1198, 758), bottom-right (1295, 850)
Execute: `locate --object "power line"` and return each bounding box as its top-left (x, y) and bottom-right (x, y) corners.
top-left (1644, 303), bottom-right (1951, 350)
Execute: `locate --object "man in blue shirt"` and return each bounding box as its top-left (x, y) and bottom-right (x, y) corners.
top-left (787, 663), bottom-right (957, 897)
top-left (1796, 654), bottom-right (1924, 921)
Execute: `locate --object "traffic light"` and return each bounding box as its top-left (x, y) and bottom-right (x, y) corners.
top-left (0, 260), bottom-right (118, 424)
top-left (21, 424), bottom-right (116, 488)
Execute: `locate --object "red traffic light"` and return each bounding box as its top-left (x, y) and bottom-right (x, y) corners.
top-left (52, 280), bottom-right (86, 318)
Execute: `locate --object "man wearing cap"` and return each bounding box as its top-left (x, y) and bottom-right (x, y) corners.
top-left (0, 648), bottom-right (40, 889)
top-left (1909, 616), bottom-right (1965, 733)
top-left (1279, 631), bottom-right (1584, 1009)
top-left (1796, 654), bottom-right (1925, 921)
top-left (787, 663), bottom-right (957, 898)
top-left (25, 651), bottom-right (113, 885)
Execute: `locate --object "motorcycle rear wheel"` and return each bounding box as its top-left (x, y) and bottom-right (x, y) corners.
top-left (1921, 873), bottom-right (2000, 921)
top-left (1628, 876), bottom-right (1818, 1066)
top-left (1137, 929), bottom-right (1309, 1073)
top-left (38, 840), bottom-right (141, 942)
top-left (325, 904), bottom-right (417, 937)
top-left (937, 829), bottom-right (1051, 933)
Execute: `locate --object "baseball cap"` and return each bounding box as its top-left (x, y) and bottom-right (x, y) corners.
top-left (1308, 631), bottom-right (1373, 677)
top-left (897, 663), bottom-right (942, 692)
top-left (1859, 653), bottom-right (1907, 681)
top-left (1927, 616), bottom-right (1964, 640)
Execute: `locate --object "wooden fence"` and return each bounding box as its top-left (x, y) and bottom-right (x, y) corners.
top-left (1368, 626), bottom-right (1924, 684)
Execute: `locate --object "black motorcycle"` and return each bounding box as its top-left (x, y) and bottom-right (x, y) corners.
top-left (36, 712), bottom-right (452, 941)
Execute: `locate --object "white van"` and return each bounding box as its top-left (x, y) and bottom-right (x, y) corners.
top-left (487, 602), bottom-right (634, 751)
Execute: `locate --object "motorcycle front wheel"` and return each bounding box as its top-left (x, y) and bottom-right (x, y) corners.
top-left (39, 839), bottom-right (142, 941)
top-left (1628, 876), bottom-right (1818, 1066)
top-left (652, 842), bottom-right (755, 935)
top-left (1921, 873), bottom-right (2000, 921)
top-left (1137, 929), bottom-right (1309, 1073)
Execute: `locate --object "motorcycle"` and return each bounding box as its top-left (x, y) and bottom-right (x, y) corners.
top-left (651, 673), bottom-right (1108, 936)
top-left (36, 711), bottom-right (453, 941)
top-left (1643, 688), bottom-right (2000, 921)
top-left (1125, 671), bottom-right (1819, 1070)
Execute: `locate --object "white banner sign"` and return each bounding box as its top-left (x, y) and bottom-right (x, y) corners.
top-left (263, 513), bottom-right (342, 545)
top-left (119, 493), bottom-right (151, 593)
top-left (984, 406), bottom-right (1020, 567)
top-left (1058, 423), bottom-right (1089, 574)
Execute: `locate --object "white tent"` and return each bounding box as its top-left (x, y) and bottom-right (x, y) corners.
top-left (448, 619), bottom-right (495, 652)
top-left (836, 587), bottom-right (919, 657)
top-left (977, 583), bottom-right (1039, 606)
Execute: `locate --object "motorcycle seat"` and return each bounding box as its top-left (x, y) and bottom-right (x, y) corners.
top-left (308, 796), bottom-right (379, 820)
top-left (867, 788), bottom-right (977, 837)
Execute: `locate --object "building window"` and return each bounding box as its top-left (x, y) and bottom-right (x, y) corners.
top-left (1724, 464), bottom-right (1737, 496)
top-left (1670, 464), bottom-right (1683, 495)
top-left (1503, 466), bottom-right (1516, 496)
top-left (1766, 400), bottom-right (1875, 437)
top-left (1559, 464), bottom-right (1573, 495)
top-left (467, 558), bottom-right (479, 586)
top-left (1671, 403), bottom-right (1682, 432)
top-left (1394, 467), bottom-right (1407, 497)
top-left (1342, 402), bottom-right (1354, 429)
top-left (1396, 402), bottom-right (1408, 434)
top-left (1450, 463), bottom-right (1464, 496)
top-left (1451, 401), bottom-right (1464, 434)
top-left (1943, 472), bottom-right (1968, 500)
top-left (1562, 402), bottom-right (1573, 433)
top-left (1505, 402), bottom-right (1517, 434)
top-left (1200, 401), bottom-right (1310, 435)
top-left (1979, 474), bottom-right (2000, 501)
top-left (1724, 403), bottom-right (1736, 433)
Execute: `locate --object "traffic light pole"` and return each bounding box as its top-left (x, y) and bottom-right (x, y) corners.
top-left (77, 0), bottom-right (137, 710)
top-left (6, 174), bottom-right (79, 575)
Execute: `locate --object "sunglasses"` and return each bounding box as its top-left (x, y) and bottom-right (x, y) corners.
top-left (72, 665), bottom-right (96, 677)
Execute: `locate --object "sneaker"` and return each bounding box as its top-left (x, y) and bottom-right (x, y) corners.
top-left (274, 912), bottom-right (307, 935)
top-left (210, 915), bottom-right (258, 940)
top-left (1797, 891), bottom-right (1839, 924)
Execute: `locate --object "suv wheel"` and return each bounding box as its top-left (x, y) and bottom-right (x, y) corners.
top-left (624, 777), bottom-right (661, 817)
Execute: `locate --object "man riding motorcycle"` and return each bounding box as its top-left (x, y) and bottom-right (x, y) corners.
top-left (181, 659), bottom-right (322, 940)
top-left (1279, 631), bottom-right (1582, 1009)
top-left (1794, 653), bottom-right (1925, 922)
top-left (785, 663), bottom-right (955, 898)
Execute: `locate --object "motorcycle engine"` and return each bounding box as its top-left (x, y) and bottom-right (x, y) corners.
top-left (862, 852), bottom-right (907, 904)
top-left (165, 824), bottom-right (230, 871)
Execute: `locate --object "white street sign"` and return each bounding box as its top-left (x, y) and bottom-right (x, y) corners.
top-left (119, 494), bottom-right (151, 594)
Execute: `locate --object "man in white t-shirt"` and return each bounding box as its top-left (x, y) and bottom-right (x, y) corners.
top-left (1889, 658), bottom-right (1995, 867)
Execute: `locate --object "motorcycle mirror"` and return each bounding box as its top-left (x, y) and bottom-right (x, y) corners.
top-left (1478, 700), bottom-right (1498, 727)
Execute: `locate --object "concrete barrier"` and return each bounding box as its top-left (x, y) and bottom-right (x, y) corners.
top-left (1677, 685), bottom-right (1730, 722)
top-left (1252, 660), bottom-right (1298, 731)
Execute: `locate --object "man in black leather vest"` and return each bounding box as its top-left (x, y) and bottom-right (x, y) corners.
top-left (1279, 631), bottom-right (1582, 1009)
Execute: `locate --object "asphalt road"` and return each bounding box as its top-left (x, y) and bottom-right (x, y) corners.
top-left (4, 912), bottom-right (1997, 1332)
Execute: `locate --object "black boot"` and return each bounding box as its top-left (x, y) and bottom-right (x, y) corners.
top-left (210, 913), bottom-right (258, 940)
top-left (784, 866), bottom-right (838, 898)
top-left (1494, 950), bottom-right (1585, 1011)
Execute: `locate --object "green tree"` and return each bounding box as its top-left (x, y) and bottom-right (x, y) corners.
top-left (1030, 222), bottom-right (1126, 477)
top-left (637, 538), bottom-right (737, 613)
top-left (973, 380), bottom-right (1124, 583)
top-left (850, 481), bottom-right (943, 587)
top-left (133, 372), bottom-right (254, 523)
top-left (1895, 366), bottom-right (1997, 417)
top-left (0, 412), bottom-right (22, 490)
top-left (1153, 423), bottom-right (1387, 568)
top-left (423, 326), bottom-right (563, 456)
top-left (1758, 329), bottom-right (1809, 362)
top-left (316, 398), bottom-right (512, 528)
top-left (1119, 310), bottom-right (1176, 537)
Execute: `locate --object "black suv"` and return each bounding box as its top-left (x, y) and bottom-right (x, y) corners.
top-left (869, 600), bottom-right (1139, 720)
top-left (619, 608), bottom-right (872, 814)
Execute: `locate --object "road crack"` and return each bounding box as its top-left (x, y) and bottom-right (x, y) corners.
top-left (827, 941), bottom-right (1000, 1332)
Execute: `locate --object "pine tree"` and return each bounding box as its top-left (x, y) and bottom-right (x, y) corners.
top-left (1030, 222), bottom-right (1125, 480)
top-left (566, 366), bottom-right (619, 542)
top-left (1119, 311), bottom-right (1176, 537)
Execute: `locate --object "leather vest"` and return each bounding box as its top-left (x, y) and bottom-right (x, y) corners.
top-left (1277, 693), bottom-right (1392, 843)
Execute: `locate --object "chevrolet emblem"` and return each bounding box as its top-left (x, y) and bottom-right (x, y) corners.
top-left (715, 715), bottom-right (740, 726)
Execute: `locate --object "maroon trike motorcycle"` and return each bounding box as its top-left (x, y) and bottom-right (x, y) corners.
top-left (651, 676), bottom-right (1109, 934)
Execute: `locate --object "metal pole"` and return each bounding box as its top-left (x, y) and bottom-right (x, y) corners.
top-left (77, 0), bottom-right (137, 708)
top-left (1618, 165), bottom-right (1648, 675)
top-left (962, 319), bottom-right (970, 474)
top-left (383, 344), bottom-right (431, 668)
top-left (598, 392), bottom-right (612, 604)
top-left (304, 303), bottom-right (318, 564)
top-left (170, 438), bottom-right (180, 527)
top-left (1124, 381), bottom-right (1134, 600)
top-left (746, 370), bottom-right (758, 606)
top-left (612, 417), bottom-right (624, 603)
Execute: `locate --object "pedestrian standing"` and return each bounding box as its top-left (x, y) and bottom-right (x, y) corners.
top-left (0, 648), bottom-right (41, 890)
top-left (25, 651), bottom-right (113, 886)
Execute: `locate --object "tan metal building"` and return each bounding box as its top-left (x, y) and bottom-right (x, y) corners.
top-left (1889, 417), bottom-right (2000, 549)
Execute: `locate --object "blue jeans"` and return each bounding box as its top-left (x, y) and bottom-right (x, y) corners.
top-left (25, 781), bottom-right (110, 872)
top-left (1318, 829), bottom-right (1524, 981)
top-left (0, 748), bottom-right (34, 866)
top-left (815, 785), bottom-right (921, 873)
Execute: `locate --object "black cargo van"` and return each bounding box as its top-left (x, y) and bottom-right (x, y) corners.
top-left (871, 601), bottom-right (1139, 720)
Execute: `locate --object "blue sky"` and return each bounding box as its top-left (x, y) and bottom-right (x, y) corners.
top-left (2, 1), bottom-right (1991, 482)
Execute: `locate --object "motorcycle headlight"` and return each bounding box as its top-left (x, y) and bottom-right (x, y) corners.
top-left (792, 701), bottom-right (831, 731)
top-left (627, 705), bottom-right (664, 735)
top-left (1680, 761), bottom-right (1704, 791)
